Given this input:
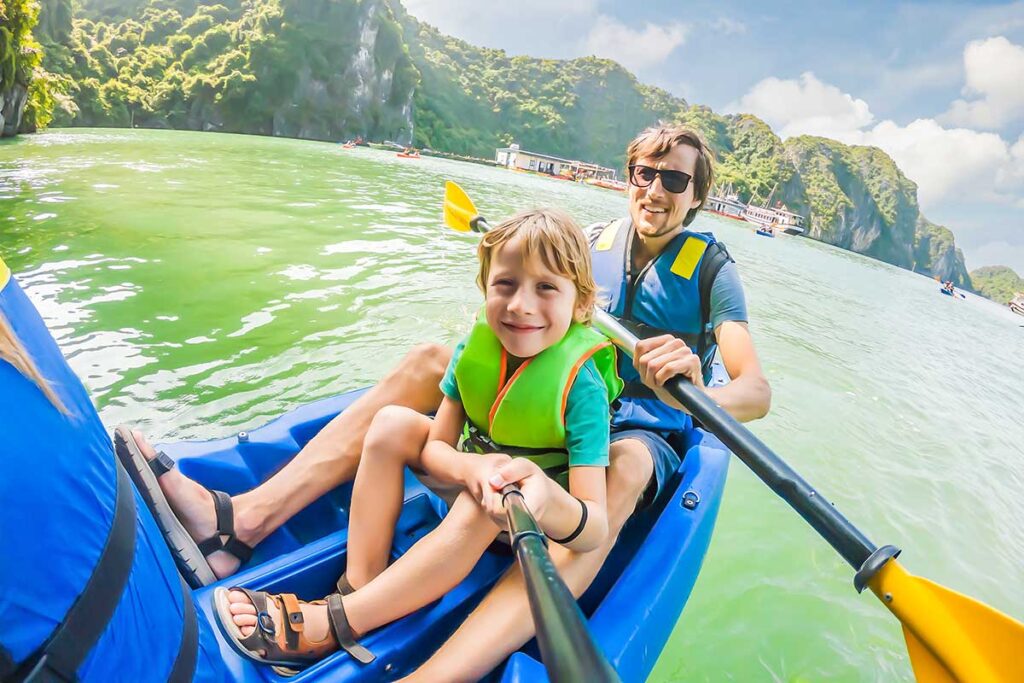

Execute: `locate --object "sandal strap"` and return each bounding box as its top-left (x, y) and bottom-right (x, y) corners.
top-left (326, 593), bottom-right (375, 664)
top-left (336, 574), bottom-right (355, 596)
top-left (278, 593), bottom-right (304, 650)
top-left (194, 490), bottom-right (255, 563)
top-left (148, 450), bottom-right (176, 477)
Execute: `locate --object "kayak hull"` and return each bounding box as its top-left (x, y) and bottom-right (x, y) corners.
top-left (160, 386), bottom-right (730, 681)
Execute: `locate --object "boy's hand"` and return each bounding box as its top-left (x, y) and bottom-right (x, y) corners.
top-left (485, 457), bottom-right (552, 525)
top-left (461, 452), bottom-right (512, 502)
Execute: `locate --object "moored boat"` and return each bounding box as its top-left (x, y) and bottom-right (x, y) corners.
top-left (741, 184), bottom-right (806, 235)
top-left (706, 184), bottom-right (747, 221)
top-left (1010, 293), bottom-right (1024, 316)
top-left (585, 178), bottom-right (628, 192)
top-left (168, 367), bottom-right (731, 682)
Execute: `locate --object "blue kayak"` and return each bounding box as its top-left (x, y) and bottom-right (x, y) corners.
top-left (161, 387), bottom-right (730, 682)
top-left (3, 255), bottom-right (729, 681)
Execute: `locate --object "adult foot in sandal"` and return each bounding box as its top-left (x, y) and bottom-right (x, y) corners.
top-left (128, 429), bottom-right (260, 579)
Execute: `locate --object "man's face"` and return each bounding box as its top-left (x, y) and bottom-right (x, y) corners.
top-left (627, 144), bottom-right (703, 241)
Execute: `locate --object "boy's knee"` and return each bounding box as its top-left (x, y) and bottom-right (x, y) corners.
top-left (366, 405), bottom-right (425, 451)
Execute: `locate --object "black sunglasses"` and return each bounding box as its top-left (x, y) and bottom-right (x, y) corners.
top-left (628, 165), bottom-right (693, 194)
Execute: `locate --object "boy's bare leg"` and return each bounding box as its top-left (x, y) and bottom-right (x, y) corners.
top-left (131, 343), bottom-right (452, 579)
top-left (400, 438), bottom-right (655, 683)
top-left (346, 406), bottom-right (433, 588)
top-left (225, 492), bottom-right (502, 644)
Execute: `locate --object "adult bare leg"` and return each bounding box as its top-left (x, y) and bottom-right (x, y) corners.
top-left (131, 343), bottom-right (452, 579)
top-left (400, 438), bottom-right (655, 683)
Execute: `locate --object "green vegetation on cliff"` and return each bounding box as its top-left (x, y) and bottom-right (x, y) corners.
top-left (393, 3), bottom-right (686, 169)
top-left (1, 0), bottom-right (59, 133)
top-left (35, 0), bottom-right (418, 140)
top-left (970, 266), bottom-right (1024, 305)
top-left (9, 0), bottom-right (1002, 293)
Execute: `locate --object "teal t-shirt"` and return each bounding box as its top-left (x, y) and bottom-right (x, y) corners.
top-left (440, 336), bottom-right (611, 468)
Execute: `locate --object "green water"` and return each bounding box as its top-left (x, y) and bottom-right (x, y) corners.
top-left (2, 129), bottom-right (1022, 681)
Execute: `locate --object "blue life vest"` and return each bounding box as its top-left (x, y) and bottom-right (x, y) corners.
top-left (0, 262), bottom-right (223, 682)
top-left (590, 218), bottom-right (729, 432)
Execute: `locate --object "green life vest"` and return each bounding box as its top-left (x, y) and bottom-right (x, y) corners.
top-left (453, 313), bottom-right (623, 470)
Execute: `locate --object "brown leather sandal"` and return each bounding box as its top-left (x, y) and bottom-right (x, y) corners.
top-left (214, 586), bottom-right (374, 669)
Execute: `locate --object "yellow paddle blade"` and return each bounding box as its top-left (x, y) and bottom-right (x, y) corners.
top-left (443, 180), bottom-right (479, 233)
top-left (868, 560), bottom-right (1024, 682)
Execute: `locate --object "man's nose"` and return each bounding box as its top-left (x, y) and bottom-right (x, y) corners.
top-left (647, 173), bottom-right (667, 199)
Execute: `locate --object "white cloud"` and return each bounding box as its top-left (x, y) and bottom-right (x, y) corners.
top-left (582, 16), bottom-right (689, 72)
top-left (709, 17), bottom-right (747, 35)
top-left (725, 72), bottom-right (874, 140)
top-left (857, 119), bottom-right (1012, 207)
top-left (941, 36), bottom-right (1024, 130)
top-left (729, 71), bottom-right (1024, 212)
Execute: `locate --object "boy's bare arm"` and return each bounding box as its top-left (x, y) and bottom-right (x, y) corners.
top-left (419, 396), bottom-right (471, 484)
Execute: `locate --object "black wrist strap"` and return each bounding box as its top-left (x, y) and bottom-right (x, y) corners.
top-left (549, 497), bottom-right (588, 545)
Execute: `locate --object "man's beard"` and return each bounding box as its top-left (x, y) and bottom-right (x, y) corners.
top-left (635, 218), bottom-right (682, 239)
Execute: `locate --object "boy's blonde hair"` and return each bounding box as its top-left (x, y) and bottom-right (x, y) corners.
top-left (476, 208), bottom-right (597, 324)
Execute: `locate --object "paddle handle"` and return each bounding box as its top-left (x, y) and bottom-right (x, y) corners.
top-left (500, 485), bottom-right (621, 683)
top-left (592, 310), bottom-right (880, 571)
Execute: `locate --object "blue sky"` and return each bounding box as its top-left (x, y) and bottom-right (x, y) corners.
top-left (403, 0), bottom-right (1024, 273)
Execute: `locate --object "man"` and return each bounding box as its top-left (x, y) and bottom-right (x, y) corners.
top-left (123, 124), bottom-right (770, 675)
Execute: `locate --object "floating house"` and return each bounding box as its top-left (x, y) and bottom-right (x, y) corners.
top-left (495, 144), bottom-right (618, 181)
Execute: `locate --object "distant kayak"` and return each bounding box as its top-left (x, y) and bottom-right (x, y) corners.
top-left (940, 288), bottom-right (953, 296)
top-left (396, 152), bottom-right (421, 159)
top-left (755, 227), bottom-right (774, 238)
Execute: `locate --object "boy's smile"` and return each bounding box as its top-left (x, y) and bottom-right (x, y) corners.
top-left (485, 235), bottom-right (581, 359)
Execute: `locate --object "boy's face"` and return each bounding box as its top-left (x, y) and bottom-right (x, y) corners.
top-left (484, 235), bottom-right (581, 359)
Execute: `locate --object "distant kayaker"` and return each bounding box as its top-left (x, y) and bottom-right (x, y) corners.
top-left (119, 124), bottom-right (771, 678)
top-left (213, 209), bottom-right (622, 667)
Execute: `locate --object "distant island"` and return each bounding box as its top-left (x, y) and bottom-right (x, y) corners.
top-left (1, 0), bottom-right (1017, 304)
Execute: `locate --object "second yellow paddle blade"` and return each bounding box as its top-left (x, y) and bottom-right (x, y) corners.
top-left (443, 180), bottom-right (478, 233)
top-left (869, 560), bottom-right (1024, 682)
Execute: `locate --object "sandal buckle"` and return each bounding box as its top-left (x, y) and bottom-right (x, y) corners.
top-left (256, 610), bottom-right (276, 636)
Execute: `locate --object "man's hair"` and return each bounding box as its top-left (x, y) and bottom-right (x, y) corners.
top-left (626, 125), bottom-right (716, 227)
top-left (477, 208), bottom-right (597, 323)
